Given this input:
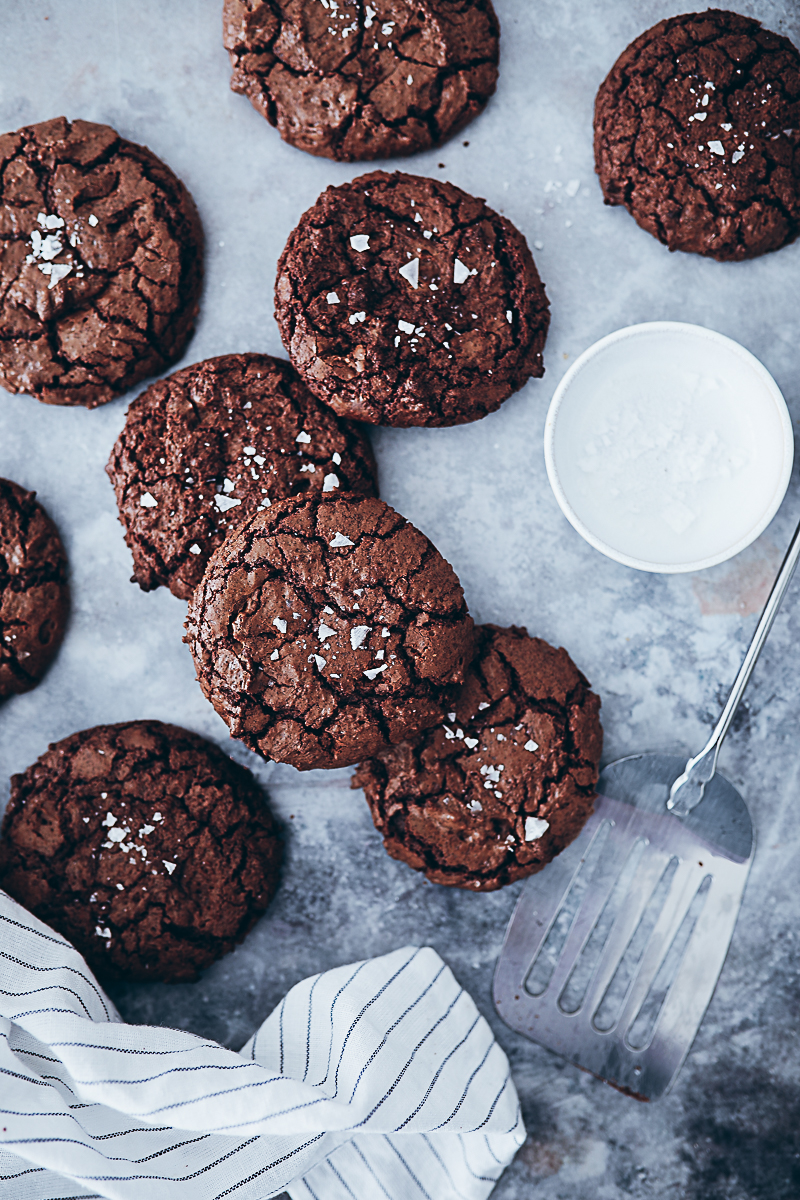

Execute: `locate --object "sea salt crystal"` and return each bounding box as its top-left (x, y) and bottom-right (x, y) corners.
top-left (322, 473), bottom-right (339, 492)
top-left (140, 492), bottom-right (157, 508)
top-left (350, 625), bottom-right (371, 649)
top-left (399, 258), bottom-right (419, 288)
top-left (189, 544), bottom-right (201, 554)
top-left (708, 140), bottom-right (725, 155)
top-left (88, 214), bottom-right (99, 226)
top-left (525, 817), bottom-right (550, 841)
top-left (296, 430), bottom-right (311, 443)
top-left (326, 291), bottom-right (340, 304)
top-left (163, 860), bottom-right (177, 875)
top-left (350, 234), bottom-right (370, 252)
top-left (330, 531), bottom-right (354, 547)
top-left (453, 258), bottom-right (470, 284)
top-left (214, 494), bottom-right (241, 512)
top-left (273, 617), bottom-right (287, 633)
top-left (364, 664), bottom-right (388, 679)
top-left (524, 740), bottom-right (539, 752)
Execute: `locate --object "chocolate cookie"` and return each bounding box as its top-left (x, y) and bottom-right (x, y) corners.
top-left (275, 171), bottom-right (549, 426)
top-left (0, 721), bottom-right (281, 982)
top-left (353, 625), bottom-right (602, 891)
top-left (106, 353), bottom-right (378, 600)
top-left (185, 493), bottom-right (474, 770)
top-left (0, 117), bottom-right (203, 407)
top-left (0, 478), bottom-right (68, 698)
top-left (223, 0), bottom-right (499, 162)
top-left (594, 10), bottom-right (800, 261)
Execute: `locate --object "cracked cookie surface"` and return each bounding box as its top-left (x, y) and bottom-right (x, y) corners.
top-left (106, 353), bottom-right (378, 600)
top-left (0, 721), bottom-right (281, 982)
top-left (0, 117), bottom-right (203, 407)
top-left (275, 170), bottom-right (549, 426)
top-left (185, 493), bottom-right (475, 770)
top-left (353, 624), bottom-right (602, 891)
top-left (0, 477), bottom-right (68, 699)
top-left (223, 0), bottom-right (499, 161)
top-left (594, 9), bottom-right (800, 261)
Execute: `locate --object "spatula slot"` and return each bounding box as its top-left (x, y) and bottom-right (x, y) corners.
top-left (624, 873), bottom-right (712, 1051)
top-left (523, 819), bottom-right (613, 997)
top-left (591, 855), bottom-right (680, 1032)
top-left (558, 837), bottom-right (649, 1014)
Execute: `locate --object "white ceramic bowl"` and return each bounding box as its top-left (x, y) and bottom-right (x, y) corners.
top-left (544, 322), bottom-right (794, 573)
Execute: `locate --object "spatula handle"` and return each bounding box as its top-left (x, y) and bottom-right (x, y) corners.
top-left (668, 513), bottom-right (800, 816)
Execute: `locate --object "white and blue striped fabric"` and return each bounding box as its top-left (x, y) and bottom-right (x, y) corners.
top-left (0, 892), bottom-right (524, 1199)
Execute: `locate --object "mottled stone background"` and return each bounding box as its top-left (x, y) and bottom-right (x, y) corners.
top-left (1, 2), bottom-right (799, 1197)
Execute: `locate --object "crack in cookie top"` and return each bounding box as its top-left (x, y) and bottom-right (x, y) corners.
top-left (106, 353), bottom-right (378, 599)
top-left (185, 493), bottom-right (475, 770)
top-left (223, 0), bottom-right (500, 161)
top-left (275, 170), bottom-right (550, 426)
top-left (0, 117), bottom-right (203, 407)
top-left (354, 625), bottom-right (603, 891)
top-left (0, 478), bottom-right (68, 698)
top-left (0, 721), bottom-right (281, 983)
top-left (594, 9), bottom-right (800, 261)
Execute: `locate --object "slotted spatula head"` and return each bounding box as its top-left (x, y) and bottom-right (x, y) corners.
top-left (493, 753), bottom-right (754, 1100)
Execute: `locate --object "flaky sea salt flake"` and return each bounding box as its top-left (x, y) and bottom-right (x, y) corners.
top-left (350, 234), bottom-right (370, 252)
top-left (350, 625), bottom-right (371, 649)
top-left (525, 817), bottom-right (550, 841)
top-left (330, 531), bottom-right (354, 547)
top-left (399, 258), bottom-right (419, 288)
top-left (140, 492), bottom-right (157, 508)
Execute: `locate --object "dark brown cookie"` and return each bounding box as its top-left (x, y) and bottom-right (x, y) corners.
top-left (0, 721), bottom-right (281, 982)
top-left (0, 117), bottom-right (203, 407)
top-left (353, 625), bottom-right (602, 891)
top-left (0, 478), bottom-right (68, 698)
top-left (275, 170), bottom-right (549, 426)
top-left (185, 493), bottom-right (475, 770)
top-left (594, 10), bottom-right (800, 261)
top-left (106, 353), bottom-right (378, 600)
top-left (223, 0), bottom-right (499, 162)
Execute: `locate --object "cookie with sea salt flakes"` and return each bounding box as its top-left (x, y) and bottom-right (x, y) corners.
top-left (0, 721), bottom-right (281, 982)
top-left (275, 170), bottom-right (549, 426)
top-left (0, 116), bottom-right (202, 407)
top-left (0, 477), bottom-right (68, 698)
top-left (353, 625), bottom-right (602, 891)
top-left (106, 353), bottom-right (378, 600)
top-left (185, 492), bottom-right (475, 771)
top-left (594, 10), bottom-right (800, 261)
top-left (223, 0), bottom-right (500, 162)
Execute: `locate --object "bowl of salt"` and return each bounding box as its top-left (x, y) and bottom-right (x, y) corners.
top-left (544, 322), bottom-right (794, 573)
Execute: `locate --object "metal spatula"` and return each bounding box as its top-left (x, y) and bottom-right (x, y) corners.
top-left (494, 517), bottom-right (800, 1100)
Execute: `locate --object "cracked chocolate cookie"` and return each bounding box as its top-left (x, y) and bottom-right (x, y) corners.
top-left (594, 10), bottom-right (800, 261)
top-left (223, 0), bottom-right (499, 162)
top-left (0, 721), bottom-right (281, 982)
top-left (353, 624), bottom-right (602, 891)
top-left (106, 353), bottom-right (378, 600)
top-left (275, 170), bottom-right (549, 426)
top-left (0, 117), bottom-right (203, 407)
top-left (185, 492), bottom-right (475, 770)
top-left (0, 478), bottom-right (68, 698)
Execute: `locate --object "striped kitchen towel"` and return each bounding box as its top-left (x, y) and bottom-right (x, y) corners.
top-left (0, 891), bottom-right (524, 1199)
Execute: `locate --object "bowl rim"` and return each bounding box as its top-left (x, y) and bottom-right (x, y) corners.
top-left (543, 321), bottom-right (795, 574)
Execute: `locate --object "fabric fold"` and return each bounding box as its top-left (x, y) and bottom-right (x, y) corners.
top-left (0, 892), bottom-right (523, 1199)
